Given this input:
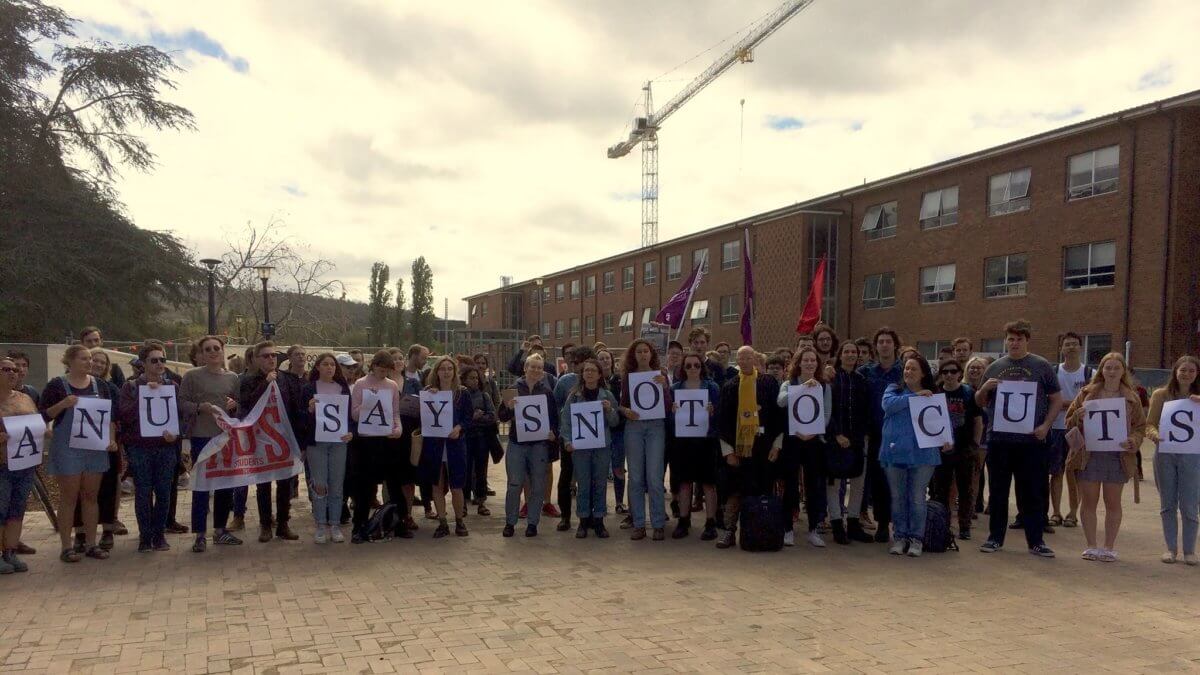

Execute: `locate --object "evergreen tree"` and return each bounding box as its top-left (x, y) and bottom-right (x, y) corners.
top-left (367, 262), bottom-right (390, 346)
top-left (389, 276), bottom-right (407, 346)
top-left (410, 257), bottom-right (434, 346)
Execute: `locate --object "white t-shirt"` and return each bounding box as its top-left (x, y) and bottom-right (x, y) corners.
top-left (1053, 363), bottom-right (1090, 429)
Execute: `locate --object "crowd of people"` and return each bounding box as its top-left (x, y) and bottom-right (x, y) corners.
top-left (1, 319), bottom-right (1199, 575)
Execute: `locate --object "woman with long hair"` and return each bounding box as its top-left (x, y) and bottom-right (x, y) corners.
top-left (304, 353), bottom-right (354, 543)
top-left (813, 323), bottom-right (840, 379)
top-left (964, 356), bottom-right (991, 516)
top-left (596, 347), bottom-right (627, 517)
top-left (825, 341), bottom-right (873, 544)
top-left (618, 339), bottom-right (671, 541)
top-left (78, 349), bottom-right (123, 551)
top-left (1146, 355), bottom-right (1200, 564)
top-left (561, 358), bottom-right (620, 538)
top-left (348, 350), bottom-right (407, 544)
top-left (421, 356), bottom-right (473, 538)
top-left (669, 352), bottom-right (720, 540)
top-left (776, 347), bottom-right (828, 547)
top-left (461, 365), bottom-right (495, 516)
top-left (1065, 352), bottom-right (1146, 562)
top-left (0, 358), bottom-right (45, 573)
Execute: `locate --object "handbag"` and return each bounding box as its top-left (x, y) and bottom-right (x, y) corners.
top-left (486, 432), bottom-right (505, 464)
top-left (409, 430), bottom-right (423, 467)
top-left (1063, 426), bottom-right (1085, 472)
top-left (824, 436), bottom-right (865, 479)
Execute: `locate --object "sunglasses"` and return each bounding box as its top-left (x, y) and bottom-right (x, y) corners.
top-left (202, 345), bottom-right (223, 353)
top-left (147, 357), bottom-right (167, 365)
top-left (683, 363), bottom-right (702, 370)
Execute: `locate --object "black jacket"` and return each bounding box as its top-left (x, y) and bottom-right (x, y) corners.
top-left (716, 372), bottom-right (785, 449)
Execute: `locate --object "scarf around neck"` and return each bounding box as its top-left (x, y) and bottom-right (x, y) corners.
top-left (736, 369), bottom-right (760, 457)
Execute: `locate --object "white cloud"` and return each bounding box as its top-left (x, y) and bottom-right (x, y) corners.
top-left (49, 0), bottom-right (1200, 319)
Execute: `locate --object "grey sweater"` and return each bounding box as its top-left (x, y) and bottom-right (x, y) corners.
top-left (179, 367), bottom-right (240, 438)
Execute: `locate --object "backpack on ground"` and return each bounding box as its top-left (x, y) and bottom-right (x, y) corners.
top-left (364, 503), bottom-right (399, 541)
top-left (922, 500), bottom-right (958, 553)
top-left (739, 494), bottom-right (785, 552)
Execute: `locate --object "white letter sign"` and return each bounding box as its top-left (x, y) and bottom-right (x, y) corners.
top-left (992, 380), bottom-right (1038, 434)
top-left (674, 389), bottom-right (709, 438)
top-left (1159, 398), bottom-right (1200, 454)
top-left (4, 414), bottom-right (46, 471)
top-left (357, 389), bottom-right (395, 437)
top-left (515, 394), bottom-right (550, 443)
top-left (568, 400), bottom-right (606, 450)
top-left (313, 394), bottom-right (350, 443)
top-left (138, 384), bottom-right (179, 438)
top-left (909, 393), bottom-right (954, 448)
top-left (419, 390), bottom-right (454, 439)
top-left (69, 397), bottom-right (112, 451)
top-left (627, 371), bottom-right (666, 420)
top-left (1082, 397), bottom-right (1127, 452)
top-left (788, 383), bottom-right (826, 436)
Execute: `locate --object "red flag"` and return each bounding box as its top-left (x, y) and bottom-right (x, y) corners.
top-left (795, 255), bottom-right (827, 335)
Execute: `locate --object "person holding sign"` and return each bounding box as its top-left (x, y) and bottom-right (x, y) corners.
top-left (419, 357), bottom-right (473, 539)
top-left (0, 357), bottom-right (46, 573)
top-left (462, 365), bottom-right (498, 517)
top-left (668, 353), bottom-right (720, 540)
top-left (824, 342), bottom-right (873, 545)
top-left (117, 341), bottom-right (183, 553)
top-left (879, 355), bottom-right (947, 556)
top-left (39, 345), bottom-right (118, 562)
top-left (929, 360), bottom-right (983, 541)
top-left (597, 348), bottom-right (628, 518)
top-left (1064, 352), bottom-right (1146, 562)
top-left (776, 347), bottom-right (831, 548)
top-left (303, 353), bottom-right (354, 544)
top-left (348, 350), bottom-right (407, 544)
top-left (238, 342), bottom-right (300, 543)
top-left (1146, 355), bottom-right (1200, 565)
top-left (618, 339), bottom-right (672, 541)
top-left (561, 358), bottom-right (620, 539)
top-left (497, 353), bottom-right (558, 537)
top-left (974, 320), bottom-right (1063, 558)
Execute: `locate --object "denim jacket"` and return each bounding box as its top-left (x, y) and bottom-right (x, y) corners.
top-left (879, 383), bottom-right (943, 468)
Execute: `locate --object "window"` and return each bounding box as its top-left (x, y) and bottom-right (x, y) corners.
top-left (602, 313), bottom-right (614, 335)
top-left (920, 264), bottom-right (956, 304)
top-left (1069, 145), bottom-right (1119, 200)
top-left (1063, 241), bottom-right (1116, 289)
top-left (988, 168), bottom-right (1031, 216)
top-left (618, 310), bottom-right (634, 332)
top-left (984, 254), bottom-right (1028, 298)
top-left (643, 261), bottom-right (657, 286)
top-left (690, 299), bottom-right (710, 325)
top-left (470, 302), bottom-right (478, 317)
top-left (721, 240), bottom-right (741, 270)
top-left (541, 321), bottom-right (551, 337)
top-left (570, 279), bottom-right (580, 300)
top-left (860, 201), bottom-right (898, 239)
top-left (622, 266), bottom-right (634, 290)
top-left (1082, 334), bottom-right (1112, 365)
top-left (917, 340), bottom-right (953, 360)
top-left (919, 186), bottom-right (959, 230)
top-left (980, 338), bottom-right (1004, 354)
top-left (666, 255), bottom-right (682, 281)
top-left (542, 286), bottom-right (551, 303)
top-left (719, 295), bottom-right (739, 324)
top-left (862, 272), bottom-right (896, 309)
top-left (569, 317), bottom-right (580, 337)
top-left (641, 307), bottom-right (655, 326)
top-left (529, 289), bottom-right (538, 306)
top-left (603, 271), bottom-right (615, 293)
top-left (555, 319), bottom-right (564, 338)
top-left (693, 248), bottom-right (709, 274)
top-left (481, 300), bottom-right (488, 316)
top-left (555, 283), bottom-right (565, 302)
top-left (585, 275), bottom-right (595, 297)
top-left (585, 315), bottom-right (595, 336)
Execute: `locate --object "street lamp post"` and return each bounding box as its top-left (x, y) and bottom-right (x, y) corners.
top-left (199, 258), bottom-right (221, 335)
top-left (254, 265), bottom-right (275, 339)
top-left (234, 315), bottom-right (244, 342)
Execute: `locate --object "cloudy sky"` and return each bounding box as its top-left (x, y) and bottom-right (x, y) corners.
top-left (54, 0), bottom-right (1199, 319)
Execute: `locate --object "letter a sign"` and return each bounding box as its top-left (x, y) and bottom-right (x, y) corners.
top-left (992, 380), bottom-right (1038, 435)
top-left (4, 414), bottom-right (46, 471)
top-left (138, 384), bottom-right (180, 438)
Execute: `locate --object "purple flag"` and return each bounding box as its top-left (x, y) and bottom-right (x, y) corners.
top-left (740, 229), bottom-right (754, 346)
top-left (654, 261), bottom-right (706, 329)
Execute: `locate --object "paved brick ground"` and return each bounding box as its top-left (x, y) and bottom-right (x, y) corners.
top-left (4, 450), bottom-right (1200, 674)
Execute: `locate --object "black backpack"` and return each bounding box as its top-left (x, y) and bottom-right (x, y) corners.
top-left (922, 500), bottom-right (957, 553)
top-left (824, 436), bottom-right (865, 479)
top-left (739, 494), bottom-right (785, 552)
top-left (364, 503), bottom-right (399, 541)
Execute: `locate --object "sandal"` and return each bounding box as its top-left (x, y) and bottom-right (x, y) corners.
top-left (1049, 515), bottom-right (1063, 527)
top-left (477, 504), bottom-right (491, 516)
top-left (85, 546), bottom-right (109, 560)
top-left (60, 548), bottom-right (82, 563)
top-left (1063, 515), bottom-right (1078, 528)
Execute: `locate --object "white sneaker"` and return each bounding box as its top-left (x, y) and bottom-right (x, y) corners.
top-left (783, 531), bottom-right (795, 547)
top-left (806, 531), bottom-right (826, 548)
top-left (330, 525), bottom-right (345, 544)
top-left (907, 539), bottom-right (923, 557)
top-left (889, 539), bottom-right (906, 555)
top-left (313, 526), bottom-right (328, 544)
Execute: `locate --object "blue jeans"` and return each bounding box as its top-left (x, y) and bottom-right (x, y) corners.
top-left (189, 437), bottom-right (234, 534)
top-left (574, 446), bottom-right (612, 519)
top-left (307, 442), bottom-right (348, 526)
top-left (625, 419), bottom-right (667, 529)
top-left (127, 445), bottom-right (179, 543)
top-left (1155, 451), bottom-right (1200, 555)
top-left (506, 442), bottom-right (548, 527)
top-left (884, 464), bottom-right (936, 541)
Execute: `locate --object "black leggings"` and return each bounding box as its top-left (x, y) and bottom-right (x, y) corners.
top-left (350, 437), bottom-right (410, 531)
top-left (782, 437), bottom-right (827, 533)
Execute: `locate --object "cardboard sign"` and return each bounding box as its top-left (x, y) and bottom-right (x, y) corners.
top-left (357, 388), bottom-right (395, 437)
top-left (1159, 398), bottom-right (1200, 454)
top-left (190, 382), bottom-right (304, 491)
top-left (567, 400), bottom-right (606, 450)
top-left (1082, 397), bottom-right (1127, 452)
top-left (138, 384), bottom-right (180, 438)
top-left (420, 390), bottom-right (454, 439)
top-left (514, 394), bottom-right (551, 443)
top-left (69, 397), bottom-right (112, 451)
top-left (313, 394), bottom-right (350, 443)
top-left (909, 393), bottom-right (954, 448)
top-left (4, 414), bottom-right (46, 471)
top-left (787, 383), bottom-right (825, 435)
top-left (674, 389), bottom-right (710, 438)
top-left (992, 380), bottom-right (1038, 434)
top-left (627, 371), bottom-right (666, 421)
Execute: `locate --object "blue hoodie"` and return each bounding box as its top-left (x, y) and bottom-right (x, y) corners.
top-left (878, 383), bottom-right (943, 468)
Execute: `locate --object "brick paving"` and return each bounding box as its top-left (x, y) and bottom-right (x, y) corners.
top-left (4, 450), bottom-right (1200, 674)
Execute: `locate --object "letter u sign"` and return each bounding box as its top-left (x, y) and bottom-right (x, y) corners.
top-left (992, 381), bottom-right (1037, 434)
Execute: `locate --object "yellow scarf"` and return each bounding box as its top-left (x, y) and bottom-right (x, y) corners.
top-left (736, 368), bottom-right (759, 457)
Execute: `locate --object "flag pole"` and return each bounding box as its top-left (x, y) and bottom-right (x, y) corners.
top-left (674, 250), bottom-right (708, 343)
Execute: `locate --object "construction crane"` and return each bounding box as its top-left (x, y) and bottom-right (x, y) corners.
top-left (608, 0), bottom-right (814, 248)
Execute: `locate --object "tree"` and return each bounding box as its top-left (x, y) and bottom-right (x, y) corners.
top-left (389, 276), bottom-right (407, 347)
top-left (410, 257), bottom-right (434, 347)
top-left (367, 262), bottom-right (390, 346)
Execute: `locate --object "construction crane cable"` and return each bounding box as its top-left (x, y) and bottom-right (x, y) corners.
top-left (650, 7), bottom-right (766, 84)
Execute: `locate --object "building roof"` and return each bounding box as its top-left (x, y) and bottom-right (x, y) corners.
top-left (464, 88), bottom-right (1200, 302)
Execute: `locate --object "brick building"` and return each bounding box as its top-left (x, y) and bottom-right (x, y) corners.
top-left (464, 90), bottom-right (1200, 369)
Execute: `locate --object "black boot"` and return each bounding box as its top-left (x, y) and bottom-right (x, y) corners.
top-left (576, 517), bottom-right (590, 538)
top-left (700, 518), bottom-right (718, 541)
top-left (593, 517), bottom-right (610, 538)
top-left (556, 517), bottom-right (572, 532)
top-left (672, 515), bottom-right (691, 539)
top-left (847, 518), bottom-right (873, 543)
top-left (831, 519), bottom-right (850, 545)
top-left (873, 521), bottom-right (890, 543)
